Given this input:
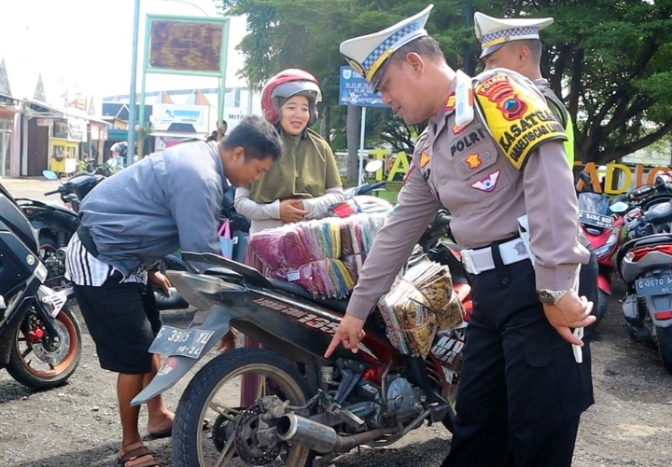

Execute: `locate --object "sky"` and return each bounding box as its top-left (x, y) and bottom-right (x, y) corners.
top-left (0, 0), bottom-right (248, 109)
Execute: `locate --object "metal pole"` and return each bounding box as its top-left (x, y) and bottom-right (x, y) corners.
top-left (358, 106), bottom-right (367, 183)
top-left (127, 0), bottom-right (141, 167)
top-left (464, 0), bottom-right (474, 75)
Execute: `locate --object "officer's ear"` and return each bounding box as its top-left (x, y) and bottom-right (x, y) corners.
top-left (405, 52), bottom-right (425, 74)
top-left (517, 44), bottom-right (531, 64)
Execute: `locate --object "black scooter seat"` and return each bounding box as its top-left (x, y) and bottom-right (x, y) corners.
top-left (268, 279), bottom-right (349, 314)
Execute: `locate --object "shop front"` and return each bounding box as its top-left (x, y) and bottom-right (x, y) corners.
top-left (48, 118), bottom-right (87, 175)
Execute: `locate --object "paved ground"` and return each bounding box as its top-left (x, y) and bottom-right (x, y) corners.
top-left (2, 176), bottom-right (672, 467)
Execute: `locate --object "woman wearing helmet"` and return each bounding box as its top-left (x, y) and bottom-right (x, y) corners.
top-left (234, 69), bottom-right (344, 234)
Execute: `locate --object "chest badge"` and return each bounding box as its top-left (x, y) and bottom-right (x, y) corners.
top-left (471, 170), bottom-right (501, 192)
top-left (465, 153), bottom-right (482, 169)
top-left (420, 151), bottom-right (431, 168)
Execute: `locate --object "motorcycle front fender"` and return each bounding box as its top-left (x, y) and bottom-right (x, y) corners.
top-left (131, 306), bottom-right (233, 406)
top-left (597, 274), bottom-right (612, 294)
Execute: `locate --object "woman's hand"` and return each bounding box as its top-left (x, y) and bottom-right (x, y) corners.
top-left (280, 199), bottom-right (307, 223)
top-left (148, 270), bottom-right (172, 296)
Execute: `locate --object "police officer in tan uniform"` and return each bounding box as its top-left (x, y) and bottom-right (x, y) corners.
top-left (325, 5), bottom-right (595, 466)
top-left (474, 13), bottom-right (601, 328)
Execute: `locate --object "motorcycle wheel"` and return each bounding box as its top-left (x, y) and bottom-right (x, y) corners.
top-left (6, 306), bottom-right (82, 389)
top-left (656, 325), bottom-right (672, 374)
top-left (172, 348), bottom-right (313, 467)
top-left (594, 289), bottom-right (610, 324)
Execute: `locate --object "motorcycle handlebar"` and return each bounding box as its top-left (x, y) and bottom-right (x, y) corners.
top-left (436, 212), bottom-right (452, 227)
top-left (44, 190), bottom-right (60, 196)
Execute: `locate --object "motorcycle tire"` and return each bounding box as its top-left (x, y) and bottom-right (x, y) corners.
top-left (594, 289), bottom-right (610, 324)
top-left (656, 325), bottom-right (672, 374)
top-left (6, 306), bottom-right (82, 389)
top-left (172, 348), bottom-right (313, 467)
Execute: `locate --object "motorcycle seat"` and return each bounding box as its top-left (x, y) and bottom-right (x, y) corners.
top-left (268, 279), bottom-right (349, 314)
top-left (644, 202), bottom-right (672, 225)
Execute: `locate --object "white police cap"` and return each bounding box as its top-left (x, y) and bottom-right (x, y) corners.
top-left (340, 4), bottom-right (433, 90)
top-left (474, 12), bottom-right (553, 59)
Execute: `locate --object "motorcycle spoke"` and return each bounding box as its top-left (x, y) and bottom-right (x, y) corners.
top-left (213, 434), bottom-right (236, 467)
top-left (257, 375), bottom-right (267, 400)
top-left (20, 346), bottom-right (34, 359)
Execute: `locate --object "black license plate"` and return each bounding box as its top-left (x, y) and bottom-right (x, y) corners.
top-left (149, 326), bottom-right (214, 359)
top-left (579, 211), bottom-right (614, 229)
top-left (635, 275), bottom-right (672, 297)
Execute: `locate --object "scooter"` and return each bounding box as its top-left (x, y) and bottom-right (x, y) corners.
top-left (0, 181), bottom-right (82, 389)
top-left (576, 172), bottom-right (629, 323)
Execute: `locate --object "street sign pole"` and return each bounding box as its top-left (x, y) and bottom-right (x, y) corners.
top-left (338, 66), bottom-right (388, 186)
top-left (358, 107), bottom-right (367, 183)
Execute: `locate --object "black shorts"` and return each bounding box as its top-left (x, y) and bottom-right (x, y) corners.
top-left (74, 276), bottom-right (161, 375)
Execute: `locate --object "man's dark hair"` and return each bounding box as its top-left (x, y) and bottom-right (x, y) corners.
top-left (221, 116), bottom-right (283, 161)
top-left (391, 36), bottom-right (445, 65)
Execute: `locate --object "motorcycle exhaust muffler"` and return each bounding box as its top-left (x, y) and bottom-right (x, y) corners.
top-left (276, 413), bottom-right (398, 453)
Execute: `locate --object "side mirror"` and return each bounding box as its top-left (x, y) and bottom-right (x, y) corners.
top-left (42, 170), bottom-right (58, 181)
top-left (610, 201), bottom-right (629, 214)
top-left (364, 160), bottom-right (383, 173)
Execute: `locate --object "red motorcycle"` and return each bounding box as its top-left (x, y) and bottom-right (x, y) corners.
top-left (577, 190), bottom-right (627, 323)
top-left (131, 213), bottom-right (473, 467)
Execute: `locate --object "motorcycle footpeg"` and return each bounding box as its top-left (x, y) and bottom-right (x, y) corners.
top-left (427, 400), bottom-right (449, 424)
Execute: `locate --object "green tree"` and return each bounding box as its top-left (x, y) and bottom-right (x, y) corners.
top-left (219, 0), bottom-right (672, 167)
top-left (482, 0), bottom-right (672, 165)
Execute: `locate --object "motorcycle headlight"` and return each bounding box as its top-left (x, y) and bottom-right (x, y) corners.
top-left (594, 229), bottom-right (620, 259)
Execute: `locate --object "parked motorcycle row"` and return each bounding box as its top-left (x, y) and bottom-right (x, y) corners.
top-left (11, 159), bottom-right (672, 467)
top-left (576, 171), bottom-right (672, 373)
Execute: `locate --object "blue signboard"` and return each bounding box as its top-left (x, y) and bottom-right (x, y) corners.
top-left (338, 66), bottom-right (388, 108)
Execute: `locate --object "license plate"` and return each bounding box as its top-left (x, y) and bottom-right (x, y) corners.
top-left (579, 211), bottom-right (614, 229)
top-left (149, 326), bottom-right (214, 359)
top-left (635, 275), bottom-right (672, 297)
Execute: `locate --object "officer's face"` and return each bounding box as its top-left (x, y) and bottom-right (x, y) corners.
top-left (377, 56), bottom-right (429, 124)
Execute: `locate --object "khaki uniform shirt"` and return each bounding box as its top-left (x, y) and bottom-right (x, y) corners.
top-left (346, 69), bottom-right (589, 320)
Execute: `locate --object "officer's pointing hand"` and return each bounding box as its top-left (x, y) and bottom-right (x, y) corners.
top-left (543, 290), bottom-right (595, 346)
top-left (325, 315), bottom-right (366, 358)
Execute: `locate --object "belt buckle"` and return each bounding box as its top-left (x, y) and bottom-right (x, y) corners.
top-left (461, 249), bottom-right (479, 275)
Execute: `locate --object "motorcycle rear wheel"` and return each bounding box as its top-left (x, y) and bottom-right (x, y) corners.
top-left (656, 325), bottom-right (672, 374)
top-left (172, 348), bottom-right (313, 467)
top-left (7, 306), bottom-right (82, 389)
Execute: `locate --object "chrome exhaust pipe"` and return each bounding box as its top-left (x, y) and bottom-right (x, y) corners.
top-left (276, 413), bottom-right (398, 453)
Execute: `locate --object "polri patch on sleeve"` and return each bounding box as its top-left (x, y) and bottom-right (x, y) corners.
top-left (474, 73), bottom-right (566, 170)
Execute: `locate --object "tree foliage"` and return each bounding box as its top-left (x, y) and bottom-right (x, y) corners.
top-left (219, 0), bottom-right (672, 164)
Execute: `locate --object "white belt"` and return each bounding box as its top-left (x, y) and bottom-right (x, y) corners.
top-left (461, 237), bottom-right (531, 275)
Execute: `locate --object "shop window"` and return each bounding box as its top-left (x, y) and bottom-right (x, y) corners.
top-left (53, 121), bottom-right (68, 139)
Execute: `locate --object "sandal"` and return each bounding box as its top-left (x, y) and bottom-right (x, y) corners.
top-left (119, 442), bottom-right (161, 467)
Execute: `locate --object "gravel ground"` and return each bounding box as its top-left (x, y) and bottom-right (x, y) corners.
top-left (2, 178), bottom-right (672, 467)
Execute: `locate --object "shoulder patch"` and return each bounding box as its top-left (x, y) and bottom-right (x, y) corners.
top-left (444, 92), bottom-right (456, 112)
top-left (474, 73), bottom-right (567, 170)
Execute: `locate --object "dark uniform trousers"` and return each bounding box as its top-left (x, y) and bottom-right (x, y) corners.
top-left (442, 249), bottom-right (594, 467)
